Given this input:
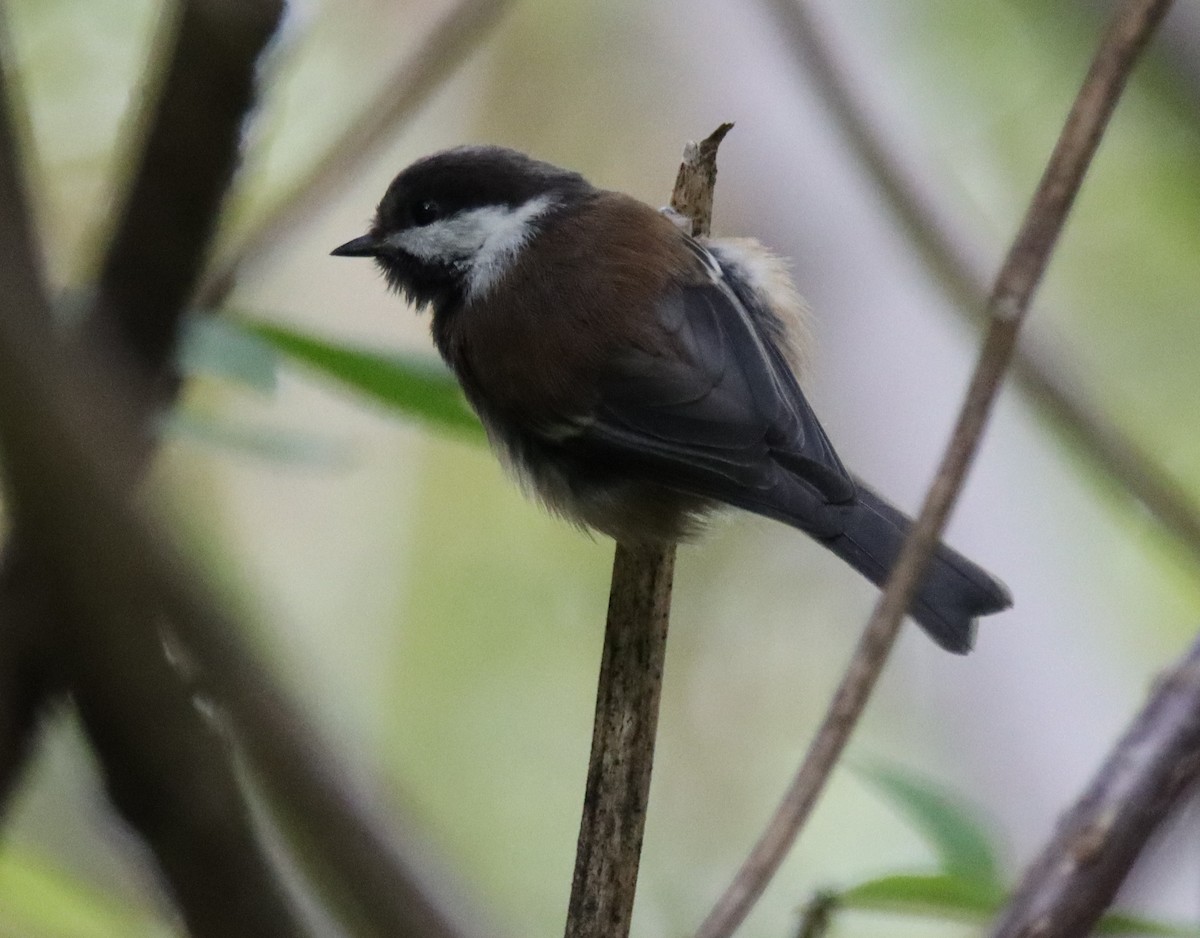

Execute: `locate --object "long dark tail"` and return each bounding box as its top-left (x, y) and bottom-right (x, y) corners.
top-left (820, 482), bottom-right (1011, 653)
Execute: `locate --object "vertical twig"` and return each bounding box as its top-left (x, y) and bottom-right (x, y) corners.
top-left (566, 542), bottom-right (676, 938)
top-left (694, 2), bottom-right (1172, 936)
top-left (564, 123), bottom-right (732, 938)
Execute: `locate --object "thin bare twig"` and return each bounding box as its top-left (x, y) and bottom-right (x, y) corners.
top-left (695, 3), bottom-right (1173, 936)
top-left (988, 630), bottom-right (1200, 937)
top-left (765, 0), bottom-right (1200, 567)
top-left (667, 124), bottom-right (733, 235)
top-left (197, 0), bottom-right (516, 306)
top-left (564, 123), bottom-right (732, 938)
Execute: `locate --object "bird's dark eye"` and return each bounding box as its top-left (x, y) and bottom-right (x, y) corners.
top-left (411, 199), bottom-right (442, 226)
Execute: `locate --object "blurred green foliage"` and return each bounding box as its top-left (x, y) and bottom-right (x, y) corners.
top-left (241, 319), bottom-right (483, 440)
top-left (800, 764), bottom-right (1200, 937)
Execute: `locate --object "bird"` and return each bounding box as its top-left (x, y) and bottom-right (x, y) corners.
top-left (331, 145), bottom-right (1011, 653)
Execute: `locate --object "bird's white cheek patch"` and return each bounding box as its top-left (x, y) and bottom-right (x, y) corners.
top-left (384, 196), bottom-right (556, 299)
top-left (468, 195), bottom-right (556, 299)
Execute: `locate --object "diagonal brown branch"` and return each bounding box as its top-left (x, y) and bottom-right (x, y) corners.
top-left (564, 123), bottom-right (732, 938)
top-left (694, 3), bottom-right (1174, 936)
top-left (83, 0), bottom-right (286, 409)
top-left (987, 628), bottom-right (1200, 938)
top-left (198, 0), bottom-right (516, 306)
top-left (764, 0), bottom-right (1200, 567)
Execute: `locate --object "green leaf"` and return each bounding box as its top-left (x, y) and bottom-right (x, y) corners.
top-left (841, 872), bottom-right (1003, 920)
top-left (857, 762), bottom-right (1001, 886)
top-left (237, 320), bottom-right (483, 439)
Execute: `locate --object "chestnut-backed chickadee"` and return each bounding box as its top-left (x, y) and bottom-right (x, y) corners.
top-left (332, 146), bottom-right (1010, 653)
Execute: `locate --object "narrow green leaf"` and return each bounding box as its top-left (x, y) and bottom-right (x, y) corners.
top-left (857, 762), bottom-right (1001, 886)
top-left (841, 872), bottom-right (1003, 919)
top-left (238, 320), bottom-right (483, 439)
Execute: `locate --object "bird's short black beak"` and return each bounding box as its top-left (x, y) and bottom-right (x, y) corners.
top-left (331, 234), bottom-right (380, 257)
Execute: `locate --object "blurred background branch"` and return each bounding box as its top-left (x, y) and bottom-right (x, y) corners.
top-left (987, 626), bottom-right (1200, 938)
top-left (0, 3), bottom-right (304, 933)
top-left (0, 1), bottom-right (501, 935)
top-left (2, 7), bottom-right (309, 938)
top-left (0, 90), bottom-right (302, 938)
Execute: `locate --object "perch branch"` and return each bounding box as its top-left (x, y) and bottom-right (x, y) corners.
top-left (565, 542), bottom-right (676, 938)
top-left (695, 3), bottom-right (1172, 936)
top-left (765, 0), bottom-right (1200, 567)
top-left (564, 123), bottom-right (732, 938)
top-left (986, 629), bottom-right (1200, 937)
